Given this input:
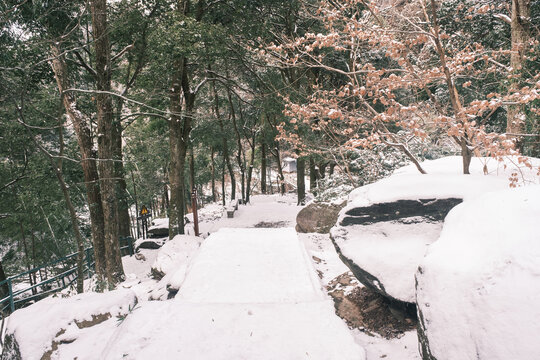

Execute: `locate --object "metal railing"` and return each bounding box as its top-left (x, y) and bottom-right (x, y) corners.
top-left (0, 237), bottom-right (134, 317)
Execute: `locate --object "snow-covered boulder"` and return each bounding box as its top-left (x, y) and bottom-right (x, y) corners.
top-left (331, 156), bottom-right (540, 304)
top-left (147, 218), bottom-right (169, 238)
top-left (296, 201), bottom-right (345, 233)
top-left (148, 234), bottom-right (202, 300)
top-left (416, 185), bottom-right (540, 360)
top-left (1, 289), bottom-right (137, 360)
top-left (135, 237), bottom-right (165, 250)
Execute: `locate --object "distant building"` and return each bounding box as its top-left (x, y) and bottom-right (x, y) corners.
top-left (282, 157), bottom-right (297, 173)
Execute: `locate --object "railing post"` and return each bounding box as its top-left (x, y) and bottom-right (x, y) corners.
top-left (7, 279), bottom-right (14, 313)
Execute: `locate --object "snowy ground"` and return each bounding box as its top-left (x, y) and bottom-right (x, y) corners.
top-left (2, 193), bottom-right (420, 359)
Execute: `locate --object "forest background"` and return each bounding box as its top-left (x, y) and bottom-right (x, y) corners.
top-left (0, 0), bottom-right (538, 291)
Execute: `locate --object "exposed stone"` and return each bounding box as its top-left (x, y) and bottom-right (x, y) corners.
top-left (296, 202), bottom-right (346, 233)
top-left (340, 198), bottom-right (462, 226)
top-left (74, 313), bottom-right (112, 329)
top-left (148, 227), bottom-right (169, 238)
top-left (134, 253), bottom-right (146, 261)
top-left (136, 239), bottom-right (164, 250)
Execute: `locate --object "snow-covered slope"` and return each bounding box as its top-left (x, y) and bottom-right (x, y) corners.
top-left (416, 185), bottom-right (540, 360)
top-left (2, 290), bottom-right (137, 360)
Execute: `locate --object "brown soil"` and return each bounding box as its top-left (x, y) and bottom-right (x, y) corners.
top-left (327, 272), bottom-right (417, 339)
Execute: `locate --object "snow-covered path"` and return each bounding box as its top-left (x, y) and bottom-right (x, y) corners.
top-left (102, 227), bottom-right (365, 359)
top-left (177, 228), bottom-right (323, 303)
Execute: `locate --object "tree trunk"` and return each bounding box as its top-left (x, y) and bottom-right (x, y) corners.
top-left (429, 0), bottom-right (471, 174)
top-left (30, 119), bottom-right (86, 293)
top-left (131, 170), bottom-right (140, 239)
top-left (267, 155), bottom-right (273, 194)
top-left (190, 145), bottom-right (196, 192)
top-left (319, 162), bottom-right (328, 179)
top-left (0, 260), bottom-right (8, 300)
top-left (227, 82), bottom-right (245, 202)
top-left (460, 139), bottom-right (472, 175)
top-left (19, 223), bottom-right (35, 293)
top-left (113, 109), bottom-right (131, 238)
top-left (49, 44), bottom-right (107, 280)
top-left (245, 132), bottom-right (256, 203)
top-left (30, 231), bottom-right (37, 287)
top-left (273, 144), bottom-right (286, 195)
top-left (163, 169), bottom-right (169, 215)
top-left (211, 79), bottom-right (236, 200)
top-left (309, 157), bottom-right (317, 190)
top-left (168, 56), bottom-right (186, 237)
top-left (210, 147), bottom-right (216, 202)
top-left (221, 157), bottom-right (226, 205)
top-left (297, 155), bottom-right (306, 205)
top-left (261, 140), bottom-right (267, 194)
top-left (90, 0), bottom-right (124, 285)
top-left (48, 157), bottom-right (85, 293)
top-left (507, 0), bottom-right (531, 150)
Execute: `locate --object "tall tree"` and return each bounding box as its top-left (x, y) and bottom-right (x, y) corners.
top-left (90, 0), bottom-right (124, 284)
top-left (507, 0), bottom-right (531, 147)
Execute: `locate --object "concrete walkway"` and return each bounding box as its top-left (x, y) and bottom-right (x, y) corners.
top-left (102, 228), bottom-right (366, 360)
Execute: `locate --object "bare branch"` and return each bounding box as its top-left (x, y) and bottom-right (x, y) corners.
top-left (112, 44), bottom-right (134, 63)
top-left (494, 13), bottom-right (511, 25)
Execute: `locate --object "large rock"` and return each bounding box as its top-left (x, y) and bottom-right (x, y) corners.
top-left (331, 156), bottom-right (539, 305)
top-left (416, 185), bottom-right (540, 360)
top-left (296, 202), bottom-right (345, 233)
top-left (147, 218), bottom-right (169, 238)
top-left (136, 238), bottom-right (165, 250)
top-left (331, 198), bottom-right (457, 306)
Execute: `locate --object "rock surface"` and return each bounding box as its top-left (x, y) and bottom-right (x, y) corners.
top-left (136, 238), bottom-right (165, 250)
top-left (296, 202), bottom-right (345, 233)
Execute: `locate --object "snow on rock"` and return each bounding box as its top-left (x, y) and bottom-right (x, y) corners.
top-left (147, 234), bottom-right (202, 300)
top-left (151, 235), bottom-right (202, 277)
top-left (1, 289), bottom-right (137, 360)
top-left (347, 156), bottom-right (539, 209)
top-left (148, 217), bottom-right (168, 230)
top-left (147, 218), bottom-right (169, 238)
top-left (416, 185), bottom-right (540, 360)
top-left (331, 156), bottom-right (540, 304)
